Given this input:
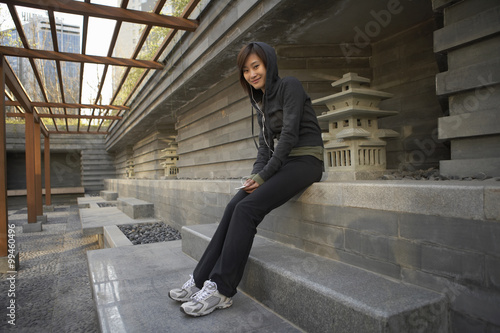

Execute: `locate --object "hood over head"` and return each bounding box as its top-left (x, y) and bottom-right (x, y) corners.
top-left (247, 42), bottom-right (280, 104)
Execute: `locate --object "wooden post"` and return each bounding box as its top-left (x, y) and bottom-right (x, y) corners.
top-left (44, 136), bottom-right (51, 206)
top-left (25, 112), bottom-right (37, 223)
top-left (0, 57), bottom-right (8, 257)
top-left (34, 121), bottom-right (42, 217)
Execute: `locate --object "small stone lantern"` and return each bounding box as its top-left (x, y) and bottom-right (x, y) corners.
top-left (126, 159), bottom-right (135, 178)
top-left (313, 73), bottom-right (398, 180)
top-left (160, 141), bottom-right (179, 179)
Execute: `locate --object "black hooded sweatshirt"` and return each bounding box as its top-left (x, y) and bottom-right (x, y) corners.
top-left (248, 42), bottom-right (324, 184)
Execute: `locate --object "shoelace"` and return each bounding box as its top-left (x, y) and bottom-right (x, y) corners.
top-left (182, 275), bottom-right (195, 290)
top-left (191, 281), bottom-right (216, 302)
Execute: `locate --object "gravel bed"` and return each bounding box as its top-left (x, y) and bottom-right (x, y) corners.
top-left (378, 168), bottom-right (500, 181)
top-left (118, 222), bottom-right (181, 245)
top-left (97, 202), bottom-right (116, 207)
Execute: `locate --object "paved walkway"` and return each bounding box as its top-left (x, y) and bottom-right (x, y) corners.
top-left (1, 205), bottom-right (100, 332)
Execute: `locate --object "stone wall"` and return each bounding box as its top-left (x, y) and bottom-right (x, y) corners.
top-left (371, 19), bottom-right (449, 171)
top-left (175, 44), bottom-right (371, 179)
top-left (434, 0), bottom-right (500, 177)
top-left (113, 128), bottom-right (177, 179)
top-left (5, 124), bottom-right (115, 192)
top-left (105, 177), bottom-right (500, 331)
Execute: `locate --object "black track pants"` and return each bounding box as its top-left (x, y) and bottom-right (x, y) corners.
top-left (193, 155), bottom-right (323, 297)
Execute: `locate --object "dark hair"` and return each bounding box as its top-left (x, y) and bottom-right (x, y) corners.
top-left (237, 43), bottom-right (267, 95)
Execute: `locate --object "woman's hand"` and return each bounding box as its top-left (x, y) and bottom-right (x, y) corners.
top-left (243, 178), bottom-right (259, 193)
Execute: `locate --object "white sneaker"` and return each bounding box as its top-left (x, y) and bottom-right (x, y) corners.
top-left (169, 275), bottom-right (200, 302)
top-left (180, 280), bottom-right (232, 317)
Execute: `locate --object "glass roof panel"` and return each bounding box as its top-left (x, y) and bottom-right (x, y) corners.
top-left (54, 12), bottom-right (82, 54)
top-left (14, 6), bottom-right (53, 51)
top-left (35, 59), bottom-right (62, 103)
top-left (115, 21), bottom-right (146, 59)
top-left (81, 63), bottom-right (105, 104)
top-left (92, 0), bottom-right (119, 7)
top-left (0, 4), bottom-right (22, 47)
top-left (85, 17), bottom-right (116, 57)
top-left (137, 26), bottom-right (170, 60)
top-left (4, 55), bottom-right (44, 105)
top-left (61, 61), bottom-right (81, 104)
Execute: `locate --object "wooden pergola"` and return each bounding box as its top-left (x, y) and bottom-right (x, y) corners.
top-left (0, 0), bottom-right (201, 259)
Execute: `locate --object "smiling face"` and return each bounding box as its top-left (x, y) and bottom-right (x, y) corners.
top-left (242, 53), bottom-right (267, 92)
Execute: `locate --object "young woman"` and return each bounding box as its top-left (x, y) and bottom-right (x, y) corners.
top-left (169, 42), bottom-right (324, 317)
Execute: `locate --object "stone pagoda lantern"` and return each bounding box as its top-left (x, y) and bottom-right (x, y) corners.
top-left (160, 140), bottom-right (179, 179)
top-left (313, 73), bottom-right (399, 180)
top-left (126, 159), bottom-right (135, 178)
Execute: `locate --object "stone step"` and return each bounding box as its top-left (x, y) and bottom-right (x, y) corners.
top-left (86, 241), bottom-right (304, 332)
top-left (79, 200), bottom-right (159, 236)
top-left (117, 197), bottom-right (154, 219)
top-left (99, 190), bottom-right (118, 201)
top-left (182, 224), bottom-right (448, 333)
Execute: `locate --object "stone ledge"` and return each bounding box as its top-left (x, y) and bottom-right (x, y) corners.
top-left (105, 178), bottom-right (500, 221)
top-left (103, 225), bottom-right (133, 248)
top-left (183, 224), bottom-right (448, 333)
top-left (80, 206), bottom-right (159, 236)
top-left (434, 5), bottom-right (500, 53)
top-left (440, 158), bottom-right (500, 181)
top-left (117, 197), bottom-right (154, 219)
top-left (438, 109), bottom-right (500, 140)
top-left (99, 190), bottom-right (118, 201)
top-left (7, 186), bottom-right (85, 196)
top-left (301, 180), bottom-right (499, 221)
top-left (435, 57), bottom-right (500, 96)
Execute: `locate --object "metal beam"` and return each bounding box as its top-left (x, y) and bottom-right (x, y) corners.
top-left (1, 0), bottom-right (198, 31)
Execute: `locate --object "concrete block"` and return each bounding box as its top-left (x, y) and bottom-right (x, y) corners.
top-left (103, 225), bottom-right (133, 248)
top-left (434, 5), bottom-right (500, 53)
top-left (341, 181), bottom-right (486, 220)
top-left (449, 135), bottom-right (500, 159)
top-left (486, 255), bottom-right (500, 290)
top-left (345, 229), bottom-right (485, 284)
top-left (440, 157), bottom-right (500, 178)
top-left (23, 222), bottom-right (42, 233)
top-left (400, 213), bottom-right (500, 255)
top-left (436, 57), bottom-right (500, 96)
top-left (438, 109), bottom-right (500, 140)
top-left (117, 197), bottom-right (154, 219)
top-left (100, 190), bottom-right (118, 201)
top-left (0, 251), bottom-right (19, 273)
top-left (485, 186), bottom-right (500, 220)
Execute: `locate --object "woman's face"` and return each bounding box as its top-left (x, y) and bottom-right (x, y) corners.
top-left (242, 53), bottom-right (266, 92)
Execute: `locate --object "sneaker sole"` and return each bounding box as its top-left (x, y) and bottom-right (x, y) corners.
top-left (168, 293), bottom-right (191, 303)
top-left (180, 301), bottom-right (233, 317)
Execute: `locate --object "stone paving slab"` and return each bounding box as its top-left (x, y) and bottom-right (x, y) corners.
top-left (87, 241), bottom-right (304, 333)
top-left (0, 205), bottom-right (99, 332)
top-left (80, 205), bottom-right (159, 236)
